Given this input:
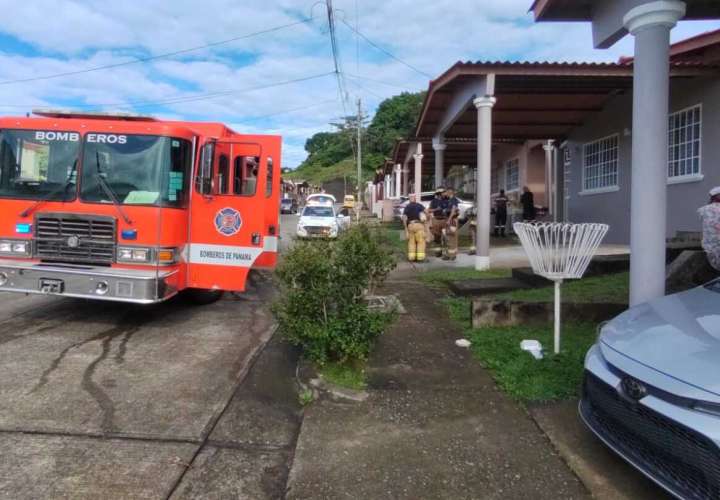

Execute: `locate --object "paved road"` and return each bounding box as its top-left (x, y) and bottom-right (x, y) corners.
top-left (0, 214), bottom-right (300, 499)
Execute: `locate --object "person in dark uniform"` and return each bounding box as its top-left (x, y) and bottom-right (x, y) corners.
top-left (520, 186), bottom-right (536, 221)
top-left (442, 187), bottom-right (461, 260)
top-left (429, 188), bottom-right (446, 245)
top-left (494, 189), bottom-right (508, 237)
top-left (402, 194), bottom-right (428, 262)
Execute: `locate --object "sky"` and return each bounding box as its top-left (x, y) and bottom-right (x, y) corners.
top-left (0, 0), bottom-right (716, 169)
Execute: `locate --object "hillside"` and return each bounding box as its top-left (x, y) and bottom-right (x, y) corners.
top-left (288, 92), bottom-right (425, 186)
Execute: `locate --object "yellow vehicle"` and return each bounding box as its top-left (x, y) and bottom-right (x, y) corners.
top-left (343, 195), bottom-right (355, 209)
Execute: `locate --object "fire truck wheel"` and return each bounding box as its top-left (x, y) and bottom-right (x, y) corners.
top-left (184, 289), bottom-right (225, 305)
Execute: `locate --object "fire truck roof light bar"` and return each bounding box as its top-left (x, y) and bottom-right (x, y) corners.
top-left (31, 108), bottom-right (157, 121)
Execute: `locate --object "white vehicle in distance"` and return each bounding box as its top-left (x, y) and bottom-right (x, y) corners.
top-left (305, 193), bottom-right (336, 207)
top-left (296, 204), bottom-right (349, 239)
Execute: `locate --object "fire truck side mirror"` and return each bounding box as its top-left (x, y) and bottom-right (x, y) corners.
top-left (197, 142), bottom-right (215, 196)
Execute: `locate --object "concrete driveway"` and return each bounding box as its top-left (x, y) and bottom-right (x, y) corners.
top-left (0, 214), bottom-right (301, 499)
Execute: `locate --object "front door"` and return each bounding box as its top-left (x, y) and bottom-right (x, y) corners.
top-left (187, 140), bottom-right (267, 291)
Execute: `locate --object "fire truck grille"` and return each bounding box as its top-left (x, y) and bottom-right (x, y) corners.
top-left (35, 215), bottom-right (116, 265)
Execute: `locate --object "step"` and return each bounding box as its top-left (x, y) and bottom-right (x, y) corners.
top-left (448, 277), bottom-right (531, 297)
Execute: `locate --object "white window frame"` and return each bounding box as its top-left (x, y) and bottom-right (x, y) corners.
top-left (667, 103), bottom-right (703, 184)
top-left (580, 133), bottom-right (619, 196)
top-left (505, 158), bottom-right (519, 192)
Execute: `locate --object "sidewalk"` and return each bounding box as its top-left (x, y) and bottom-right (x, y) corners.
top-left (286, 269), bottom-right (590, 499)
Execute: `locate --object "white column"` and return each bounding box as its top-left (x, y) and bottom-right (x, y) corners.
top-left (624, 1), bottom-right (685, 306)
top-left (473, 95), bottom-right (496, 270)
top-left (543, 140), bottom-right (555, 220)
top-left (432, 137), bottom-right (446, 189)
top-left (402, 164), bottom-right (409, 196)
top-left (413, 143), bottom-right (424, 195)
top-left (394, 163), bottom-right (402, 198)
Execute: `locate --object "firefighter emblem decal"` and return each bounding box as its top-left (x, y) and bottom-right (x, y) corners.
top-left (214, 207), bottom-right (242, 236)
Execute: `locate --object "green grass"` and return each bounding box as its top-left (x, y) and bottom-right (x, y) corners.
top-left (318, 361), bottom-right (367, 390)
top-left (494, 271), bottom-right (629, 304)
top-left (418, 267), bottom-right (511, 288)
top-left (442, 296), bottom-right (596, 402)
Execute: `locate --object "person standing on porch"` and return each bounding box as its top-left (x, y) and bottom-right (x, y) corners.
top-left (520, 186), bottom-right (536, 221)
top-left (442, 187), bottom-right (460, 261)
top-left (698, 186), bottom-right (720, 271)
top-left (494, 189), bottom-right (509, 237)
top-left (403, 194), bottom-right (428, 263)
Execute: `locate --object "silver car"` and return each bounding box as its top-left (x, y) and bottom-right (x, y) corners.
top-left (581, 281), bottom-right (720, 499)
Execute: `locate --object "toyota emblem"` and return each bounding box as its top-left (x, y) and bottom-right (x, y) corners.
top-left (66, 235), bottom-right (80, 248)
top-left (621, 377), bottom-right (647, 401)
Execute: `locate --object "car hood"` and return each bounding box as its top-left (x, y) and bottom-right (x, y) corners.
top-left (299, 216), bottom-right (335, 226)
top-left (600, 285), bottom-right (720, 397)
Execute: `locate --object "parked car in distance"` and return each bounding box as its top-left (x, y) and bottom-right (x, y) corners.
top-left (580, 281), bottom-right (720, 499)
top-left (280, 197), bottom-right (298, 214)
top-left (306, 193), bottom-right (336, 207)
top-left (296, 204), bottom-right (348, 239)
top-left (394, 192), bottom-right (473, 220)
top-left (343, 194), bottom-right (355, 209)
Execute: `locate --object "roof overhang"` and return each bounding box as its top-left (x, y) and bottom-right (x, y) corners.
top-left (412, 61), bottom-right (716, 148)
top-left (531, 0), bottom-right (720, 48)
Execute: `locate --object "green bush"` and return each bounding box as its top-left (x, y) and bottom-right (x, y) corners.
top-left (273, 224), bottom-right (396, 364)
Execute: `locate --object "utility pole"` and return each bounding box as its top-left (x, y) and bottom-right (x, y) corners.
top-left (356, 97), bottom-right (362, 222)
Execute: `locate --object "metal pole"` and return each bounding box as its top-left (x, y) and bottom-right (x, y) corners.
top-left (554, 280), bottom-right (561, 354)
top-left (356, 98), bottom-right (362, 222)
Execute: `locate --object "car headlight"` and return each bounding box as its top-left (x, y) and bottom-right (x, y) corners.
top-left (0, 239), bottom-right (30, 256)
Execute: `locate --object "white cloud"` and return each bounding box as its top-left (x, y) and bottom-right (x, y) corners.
top-left (0, 1), bottom-right (715, 168)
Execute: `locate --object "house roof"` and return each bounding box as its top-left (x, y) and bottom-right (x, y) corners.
top-left (530, 0), bottom-right (720, 21)
top-left (389, 59), bottom-right (718, 169)
top-left (414, 60), bottom-right (715, 140)
top-left (620, 28), bottom-right (720, 64)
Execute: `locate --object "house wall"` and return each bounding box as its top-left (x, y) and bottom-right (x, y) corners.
top-left (491, 142), bottom-right (548, 208)
top-left (565, 76), bottom-right (720, 244)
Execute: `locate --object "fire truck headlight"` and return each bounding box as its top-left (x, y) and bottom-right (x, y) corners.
top-left (0, 272), bottom-right (7, 286)
top-left (0, 239), bottom-right (30, 256)
top-left (117, 246), bottom-right (152, 263)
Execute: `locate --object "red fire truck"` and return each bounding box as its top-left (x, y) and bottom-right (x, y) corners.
top-left (0, 110), bottom-right (281, 304)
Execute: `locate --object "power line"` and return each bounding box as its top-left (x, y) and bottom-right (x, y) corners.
top-left (0, 17), bottom-right (315, 86)
top-left (246, 98), bottom-right (338, 120)
top-left (339, 19), bottom-right (432, 79)
top-left (0, 72), bottom-right (335, 110)
top-left (345, 76), bottom-right (383, 100)
top-left (344, 72), bottom-right (418, 91)
top-left (325, 0), bottom-right (349, 113)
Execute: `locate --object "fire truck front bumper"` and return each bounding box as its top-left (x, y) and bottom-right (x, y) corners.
top-left (0, 259), bottom-right (178, 304)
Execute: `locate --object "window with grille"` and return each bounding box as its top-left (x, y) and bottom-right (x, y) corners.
top-left (583, 135), bottom-right (618, 191)
top-left (505, 158), bottom-right (519, 191)
top-left (668, 105), bottom-right (701, 179)
top-left (491, 165), bottom-right (502, 193)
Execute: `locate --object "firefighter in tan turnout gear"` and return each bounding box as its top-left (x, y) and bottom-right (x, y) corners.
top-left (403, 193), bottom-right (428, 262)
top-left (442, 187), bottom-right (461, 260)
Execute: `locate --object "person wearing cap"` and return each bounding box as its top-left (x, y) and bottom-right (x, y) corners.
top-left (402, 193), bottom-right (428, 263)
top-left (429, 187), bottom-right (447, 255)
top-left (442, 187), bottom-right (461, 260)
top-left (698, 186), bottom-right (720, 271)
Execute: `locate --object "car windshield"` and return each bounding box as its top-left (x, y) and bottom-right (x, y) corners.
top-left (80, 134), bottom-right (192, 207)
top-left (0, 129), bottom-right (81, 200)
top-left (302, 206), bottom-right (333, 217)
top-left (309, 195), bottom-right (333, 204)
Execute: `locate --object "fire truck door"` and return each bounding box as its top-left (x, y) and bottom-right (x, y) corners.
top-left (187, 141), bottom-right (266, 292)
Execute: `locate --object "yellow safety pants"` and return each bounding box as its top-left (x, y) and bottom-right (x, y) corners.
top-left (407, 221), bottom-right (426, 261)
top-left (444, 221), bottom-right (459, 258)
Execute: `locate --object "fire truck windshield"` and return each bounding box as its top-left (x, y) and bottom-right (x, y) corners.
top-left (80, 134), bottom-right (192, 207)
top-left (0, 129), bottom-right (80, 201)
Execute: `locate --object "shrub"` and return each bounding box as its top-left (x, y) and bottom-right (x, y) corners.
top-left (273, 224), bottom-right (396, 364)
